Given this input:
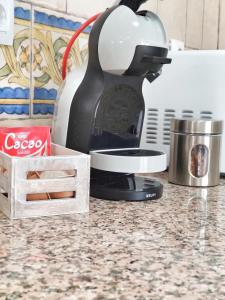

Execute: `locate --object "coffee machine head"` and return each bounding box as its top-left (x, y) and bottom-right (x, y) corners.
top-left (97, 6), bottom-right (171, 79)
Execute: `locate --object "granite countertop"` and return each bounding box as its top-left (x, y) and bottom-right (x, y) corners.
top-left (1, 173), bottom-right (225, 300)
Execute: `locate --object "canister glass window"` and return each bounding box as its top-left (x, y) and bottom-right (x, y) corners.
top-left (190, 144), bottom-right (209, 178)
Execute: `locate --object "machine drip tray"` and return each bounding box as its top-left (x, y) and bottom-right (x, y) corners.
top-left (97, 149), bottom-right (162, 156)
top-left (91, 169), bottom-right (163, 201)
top-left (90, 148), bottom-right (167, 173)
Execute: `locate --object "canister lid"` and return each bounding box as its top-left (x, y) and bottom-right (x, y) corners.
top-left (171, 119), bottom-right (223, 134)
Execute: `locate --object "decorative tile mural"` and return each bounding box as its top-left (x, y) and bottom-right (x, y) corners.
top-left (0, 1), bottom-right (90, 119)
top-left (0, 2), bottom-right (31, 118)
top-left (31, 7), bottom-right (90, 117)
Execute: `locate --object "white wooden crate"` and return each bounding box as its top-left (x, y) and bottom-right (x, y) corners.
top-left (0, 144), bottom-right (90, 219)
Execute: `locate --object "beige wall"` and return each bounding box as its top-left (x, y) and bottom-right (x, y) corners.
top-left (219, 0), bottom-right (225, 48)
top-left (142, 0), bottom-right (223, 50)
top-left (21, 0), bottom-right (225, 50)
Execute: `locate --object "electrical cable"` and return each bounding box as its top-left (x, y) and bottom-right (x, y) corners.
top-left (62, 13), bottom-right (101, 80)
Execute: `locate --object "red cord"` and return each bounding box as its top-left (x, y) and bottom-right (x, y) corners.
top-left (62, 13), bottom-right (101, 80)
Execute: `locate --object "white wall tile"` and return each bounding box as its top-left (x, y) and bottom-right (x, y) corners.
top-left (219, 0), bottom-right (225, 49)
top-left (202, 0), bottom-right (219, 49)
top-left (158, 0), bottom-right (187, 42)
top-left (140, 0), bottom-right (158, 13)
top-left (67, 0), bottom-right (116, 18)
top-left (186, 0), bottom-right (204, 49)
top-left (25, 0), bottom-right (66, 12)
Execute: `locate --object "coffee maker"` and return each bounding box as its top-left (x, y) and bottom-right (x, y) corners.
top-left (66, 3), bottom-right (171, 201)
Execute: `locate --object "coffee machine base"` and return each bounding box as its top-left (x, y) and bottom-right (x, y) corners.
top-left (91, 169), bottom-right (163, 201)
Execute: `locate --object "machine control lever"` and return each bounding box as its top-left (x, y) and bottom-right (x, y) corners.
top-left (142, 56), bottom-right (172, 65)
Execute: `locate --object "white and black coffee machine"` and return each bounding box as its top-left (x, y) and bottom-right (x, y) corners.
top-left (66, 0), bottom-right (171, 201)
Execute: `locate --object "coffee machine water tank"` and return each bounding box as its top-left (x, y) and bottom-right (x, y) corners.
top-left (53, 65), bottom-right (87, 146)
top-left (98, 6), bottom-right (168, 75)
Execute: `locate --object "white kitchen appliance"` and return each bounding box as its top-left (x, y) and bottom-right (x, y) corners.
top-left (141, 50), bottom-right (225, 174)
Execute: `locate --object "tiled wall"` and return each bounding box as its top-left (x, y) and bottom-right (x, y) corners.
top-left (0, 0), bottom-right (90, 126)
top-left (0, 0), bottom-right (224, 126)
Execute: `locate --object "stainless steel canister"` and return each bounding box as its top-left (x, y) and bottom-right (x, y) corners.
top-left (169, 119), bottom-right (223, 187)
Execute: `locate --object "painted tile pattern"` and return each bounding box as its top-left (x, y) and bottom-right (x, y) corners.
top-left (1, 172), bottom-right (225, 298)
top-left (0, 2), bottom-right (89, 119)
top-left (32, 8), bottom-right (89, 116)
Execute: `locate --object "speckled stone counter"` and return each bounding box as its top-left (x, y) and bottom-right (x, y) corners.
top-left (1, 173), bottom-right (225, 300)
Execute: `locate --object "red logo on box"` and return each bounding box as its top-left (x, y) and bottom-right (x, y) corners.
top-left (0, 127), bottom-right (51, 157)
